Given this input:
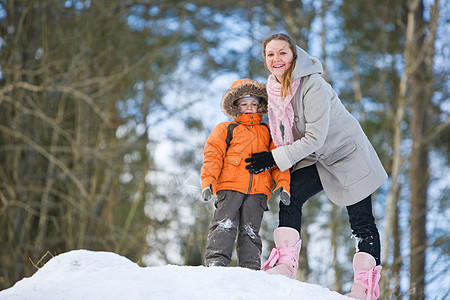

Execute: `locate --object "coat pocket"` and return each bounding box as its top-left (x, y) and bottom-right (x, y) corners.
top-left (321, 141), bottom-right (370, 187)
top-left (218, 156), bottom-right (241, 182)
top-left (214, 191), bottom-right (227, 208)
top-left (259, 196), bottom-right (269, 212)
top-left (324, 141), bottom-right (356, 165)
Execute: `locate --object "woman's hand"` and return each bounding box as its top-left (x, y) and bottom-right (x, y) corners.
top-left (245, 151), bottom-right (276, 174)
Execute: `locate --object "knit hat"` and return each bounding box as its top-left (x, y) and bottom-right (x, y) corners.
top-left (234, 95), bottom-right (260, 106)
top-left (221, 78), bottom-right (268, 118)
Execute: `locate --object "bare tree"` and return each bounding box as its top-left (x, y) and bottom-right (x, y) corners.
top-left (409, 1), bottom-right (440, 299)
top-left (0, 0), bottom-right (180, 289)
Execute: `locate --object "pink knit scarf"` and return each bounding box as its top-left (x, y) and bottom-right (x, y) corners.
top-left (267, 76), bottom-right (301, 147)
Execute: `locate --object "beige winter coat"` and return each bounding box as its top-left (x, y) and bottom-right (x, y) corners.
top-left (271, 46), bottom-right (387, 205)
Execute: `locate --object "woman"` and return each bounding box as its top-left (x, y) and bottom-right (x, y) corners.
top-left (245, 33), bottom-right (387, 299)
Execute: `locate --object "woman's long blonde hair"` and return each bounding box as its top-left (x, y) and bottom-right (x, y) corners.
top-left (263, 33), bottom-right (298, 99)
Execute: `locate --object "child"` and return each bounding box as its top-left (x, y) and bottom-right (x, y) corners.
top-left (201, 78), bottom-right (291, 270)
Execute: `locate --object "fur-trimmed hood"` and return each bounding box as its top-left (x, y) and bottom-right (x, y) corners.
top-left (221, 79), bottom-right (268, 118)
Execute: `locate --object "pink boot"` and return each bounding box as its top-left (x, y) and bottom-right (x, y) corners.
top-left (262, 227), bottom-right (301, 279)
top-left (345, 252), bottom-right (382, 300)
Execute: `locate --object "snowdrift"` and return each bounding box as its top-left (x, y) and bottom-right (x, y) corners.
top-left (0, 250), bottom-right (348, 299)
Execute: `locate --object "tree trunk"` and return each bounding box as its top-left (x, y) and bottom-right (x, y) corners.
top-left (393, 191), bottom-right (402, 299)
top-left (409, 0), bottom-right (438, 298)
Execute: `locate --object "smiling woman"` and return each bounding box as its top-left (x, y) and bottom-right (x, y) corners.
top-left (246, 33), bottom-right (388, 300)
top-left (264, 39), bottom-right (295, 82)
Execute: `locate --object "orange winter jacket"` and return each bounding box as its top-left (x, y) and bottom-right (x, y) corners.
top-left (201, 113), bottom-right (290, 200)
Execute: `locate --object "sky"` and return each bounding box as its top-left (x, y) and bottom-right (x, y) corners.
top-left (0, 249), bottom-right (351, 300)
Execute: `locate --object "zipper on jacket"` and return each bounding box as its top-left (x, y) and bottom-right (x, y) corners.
top-left (247, 172), bottom-right (253, 194)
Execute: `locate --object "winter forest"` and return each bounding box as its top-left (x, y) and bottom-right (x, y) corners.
top-left (0, 0), bottom-right (449, 299)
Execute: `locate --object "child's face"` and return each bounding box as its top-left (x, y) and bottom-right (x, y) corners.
top-left (238, 99), bottom-right (258, 114)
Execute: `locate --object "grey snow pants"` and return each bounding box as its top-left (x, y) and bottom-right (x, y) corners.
top-left (205, 190), bottom-right (267, 270)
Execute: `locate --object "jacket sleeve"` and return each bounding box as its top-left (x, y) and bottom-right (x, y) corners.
top-left (201, 123), bottom-right (228, 194)
top-left (272, 75), bottom-right (331, 172)
top-left (269, 140), bottom-right (291, 194)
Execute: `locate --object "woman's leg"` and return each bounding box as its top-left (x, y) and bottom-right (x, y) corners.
top-left (346, 195), bottom-right (381, 265)
top-left (264, 165), bottom-right (321, 277)
top-left (279, 164), bottom-right (323, 233)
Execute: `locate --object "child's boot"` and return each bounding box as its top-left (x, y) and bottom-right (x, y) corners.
top-left (345, 252), bottom-right (382, 300)
top-left (262, 227), bottom-right (301, 279)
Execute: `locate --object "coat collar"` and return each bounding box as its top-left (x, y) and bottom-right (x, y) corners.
top-left (233, 113), bottom-right (262, 126)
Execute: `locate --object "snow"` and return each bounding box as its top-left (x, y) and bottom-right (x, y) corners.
top-left (218, 218), bottom-right (234, 230)
top-left (0, 249), bottom-right (350, 300)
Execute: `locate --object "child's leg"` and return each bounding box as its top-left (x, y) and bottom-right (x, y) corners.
top-left (346, 195), bottom-right (381, 265)
top-left (236, 193), bottom-right (267, 270)
top-left (205, 190), bottom-right (244, 267)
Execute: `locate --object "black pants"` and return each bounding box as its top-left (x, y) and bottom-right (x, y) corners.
top-left (279, 164), bottom-right (381, 265)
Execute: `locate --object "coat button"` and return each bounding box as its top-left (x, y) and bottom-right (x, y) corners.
top-left (250, 116), bottom-right (253, 119)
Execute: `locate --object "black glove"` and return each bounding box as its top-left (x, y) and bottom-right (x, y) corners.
top-left (245, 151), bottom-right (276, 174)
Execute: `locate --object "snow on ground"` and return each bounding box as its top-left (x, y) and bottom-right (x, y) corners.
top-left (0, 249), bottom-right (349, 300)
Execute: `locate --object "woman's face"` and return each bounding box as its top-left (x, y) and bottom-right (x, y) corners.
top-left (264, 39), bottom-right (294, 81)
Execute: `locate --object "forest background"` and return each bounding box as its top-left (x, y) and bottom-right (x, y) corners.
top-left (0, 1), bottom-right (449, 299)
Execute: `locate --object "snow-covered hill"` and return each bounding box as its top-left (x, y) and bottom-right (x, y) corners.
top-left (0, 249), bottom-right (349, 299)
